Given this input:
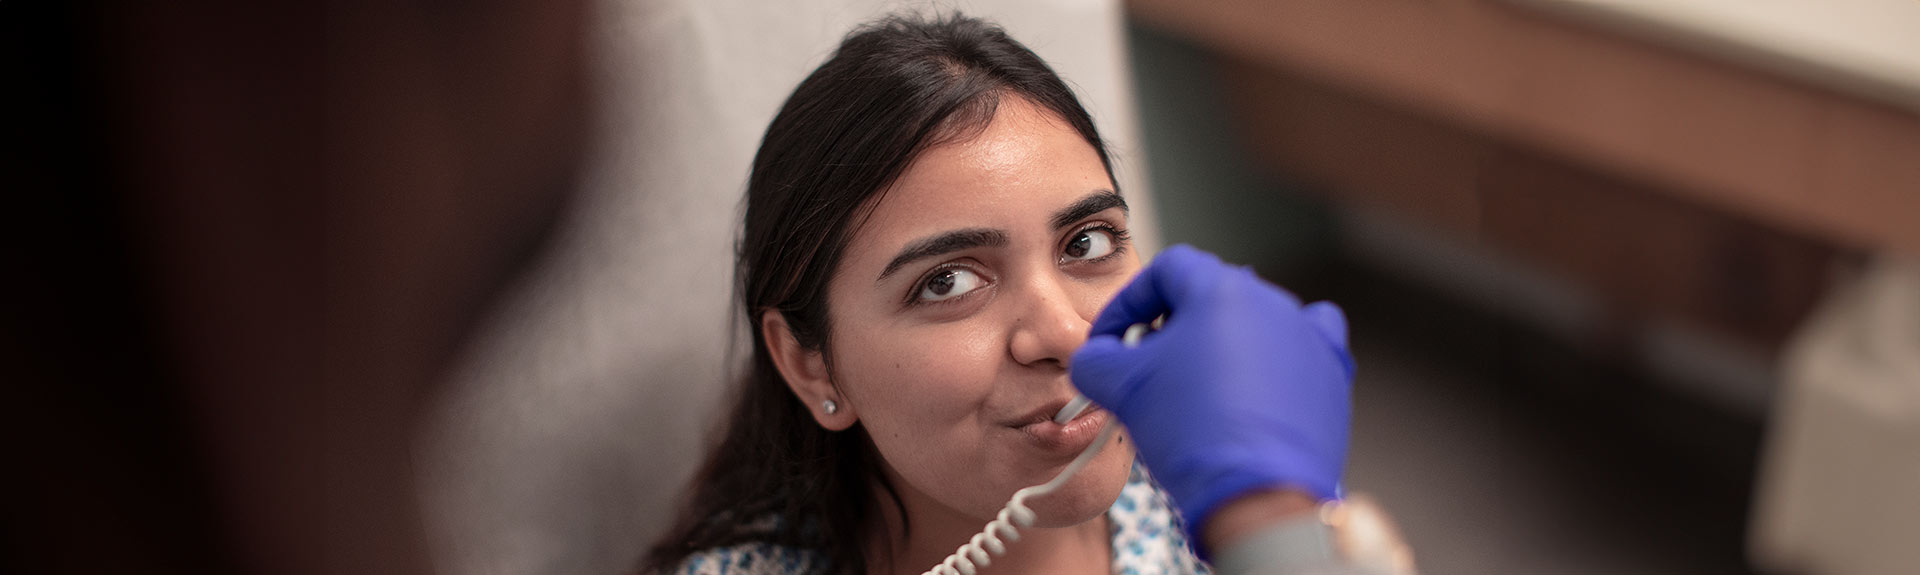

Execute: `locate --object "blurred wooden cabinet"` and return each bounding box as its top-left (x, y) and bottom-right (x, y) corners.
top-left (1129, 0), bottom-right (1920, 352)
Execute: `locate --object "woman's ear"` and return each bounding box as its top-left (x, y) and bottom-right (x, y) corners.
top-left (761, 310), bottom-right (856, 431)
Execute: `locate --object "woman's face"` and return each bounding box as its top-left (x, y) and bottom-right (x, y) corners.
top-left (825, 96), bottom-right (1139, 527)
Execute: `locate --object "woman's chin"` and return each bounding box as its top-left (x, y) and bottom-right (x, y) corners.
top-left (1021, 445), bottom-right (1134, 528)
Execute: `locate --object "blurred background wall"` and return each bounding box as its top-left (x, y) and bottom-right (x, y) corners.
top-left (1126, 1), bottom-right (1918, 574)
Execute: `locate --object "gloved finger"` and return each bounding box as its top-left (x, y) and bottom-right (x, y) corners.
top-left (1301, 300), bottom-right (1349, 347)
top-left (1068, 333), bottom-right (1144, 410)
top-left (1089, 244), bottom-right (1224, 336)
top-left (1302, 300), bottom-right (1357, 379)
top-left (1242, 266), bottom-right (1304, 309)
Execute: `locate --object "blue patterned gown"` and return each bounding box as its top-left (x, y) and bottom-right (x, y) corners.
top-left (668, 464), bottom-right (1212, 575)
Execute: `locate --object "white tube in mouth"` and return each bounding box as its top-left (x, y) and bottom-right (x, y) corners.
top-left (1054, 321), bottom-right (1154, 424)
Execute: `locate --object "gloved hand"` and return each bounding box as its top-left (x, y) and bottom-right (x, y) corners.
top-left (1071, 244), bottom-right (1354, 537)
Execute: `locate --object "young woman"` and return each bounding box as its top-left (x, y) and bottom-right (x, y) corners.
top-left (643, 9), bottom-right (1387, 574)
top-left (643, 12), bottom-right (1208, 575)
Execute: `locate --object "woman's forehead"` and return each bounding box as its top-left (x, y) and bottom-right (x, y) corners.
top-left (849, 98), bottom-right (1113, 258)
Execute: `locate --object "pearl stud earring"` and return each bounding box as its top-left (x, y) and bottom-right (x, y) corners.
top-left (823, 399), bottom-right (838, 415)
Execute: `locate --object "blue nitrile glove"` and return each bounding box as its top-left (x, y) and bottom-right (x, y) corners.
top-left (1071, 244), bottom-right (1355, 540)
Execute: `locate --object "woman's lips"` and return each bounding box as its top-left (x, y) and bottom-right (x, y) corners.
top-left (1015, 405), bottom-right (1108, 453)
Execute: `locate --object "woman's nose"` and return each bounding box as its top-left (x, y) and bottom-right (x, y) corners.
top-left (1007, 274), bottom-right (1093, 368)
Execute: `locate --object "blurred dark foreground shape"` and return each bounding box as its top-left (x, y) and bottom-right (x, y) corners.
top-left (6, 1), bottom-right (588, 573)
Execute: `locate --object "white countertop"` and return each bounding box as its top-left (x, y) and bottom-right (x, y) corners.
top-left (1514, 0), bottom-right (1920, 114)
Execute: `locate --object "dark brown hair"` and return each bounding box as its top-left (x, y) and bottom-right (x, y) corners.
top-left (643, 12), bottom-right (1116, 574)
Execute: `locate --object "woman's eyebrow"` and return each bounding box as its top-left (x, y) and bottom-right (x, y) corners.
top-left (876, 228), bottom-right (1009, 283)
top-left (1049, 190), bottom-right (1127, 230)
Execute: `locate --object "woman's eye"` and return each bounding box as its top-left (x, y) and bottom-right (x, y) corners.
top-left (1063, 228), bottom-right (1117, 261)
top-left (917, 267), bottom-right (984, 303)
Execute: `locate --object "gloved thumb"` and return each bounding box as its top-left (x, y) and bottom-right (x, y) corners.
top-left (1302, 300), bottom-right (1349, 347)
top-left (1069, 333), bottom-right (1144, 411)
top-left (1302, 300), bottom-right (1356, 379)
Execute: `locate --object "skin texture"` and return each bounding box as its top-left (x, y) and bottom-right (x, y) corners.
top-left (763, 96), bottom-right (1140, 575)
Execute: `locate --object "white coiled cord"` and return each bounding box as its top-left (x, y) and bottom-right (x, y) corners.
top-left (920, 421), bottom-right (1120, 575)
top-left (918, 322), bottom-right (1150, 575)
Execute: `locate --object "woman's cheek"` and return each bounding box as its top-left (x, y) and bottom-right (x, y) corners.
top-left (1084, 261), bottom-right (1142, 318)
top-left (877, 321), bottom-right (1003, 423)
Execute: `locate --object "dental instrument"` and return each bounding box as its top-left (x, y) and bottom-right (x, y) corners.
top-left (1053, 320), bottom-right (1154, 425)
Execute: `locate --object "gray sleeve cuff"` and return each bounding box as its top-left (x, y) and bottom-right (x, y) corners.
top-left (1209, 511), bottom-right (1385, 575)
